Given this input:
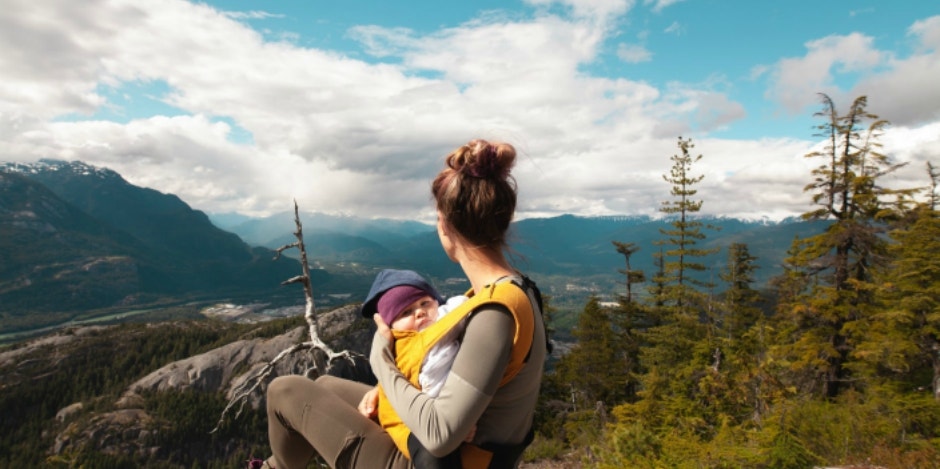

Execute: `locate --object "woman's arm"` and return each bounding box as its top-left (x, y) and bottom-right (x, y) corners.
top-left (370, 306), bottom-right (514, 457)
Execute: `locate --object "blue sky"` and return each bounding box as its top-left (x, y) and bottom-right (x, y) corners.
top-left (1, 0), bottom-right (938, 222)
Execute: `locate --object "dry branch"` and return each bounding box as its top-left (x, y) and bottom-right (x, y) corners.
top-left (212, 200), bottom-right (365, 433)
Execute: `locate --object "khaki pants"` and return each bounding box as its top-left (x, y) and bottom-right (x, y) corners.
top-left (266, 374), bottom-right (411, 469)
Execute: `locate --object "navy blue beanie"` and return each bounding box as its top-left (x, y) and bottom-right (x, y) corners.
top-left (361, 269), bottom-right (445, 318)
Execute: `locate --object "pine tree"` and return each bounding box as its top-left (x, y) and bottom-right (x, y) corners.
top-left (634, 136), bottom-right (721, 437)
top-left (553, 296), bottom-right (627, 406)
top-left (611, 241), bottom-right (646, 402)
top-left (773, 94), bottom-right (908, 398)
top-left (927, 162), bottom-right (939, 211)
top-left (648, 246), bottom-right (667, 309)
top-left (719, 243), bottom-right (761, 343)
top-left (655, 136), bottom-right (719, 299)
top-left (612, 241), bottom-right (645, 304)
top-left (856, 164), bottom-right (940, 399)
top-left (712, 243), bottom-right (769, 425)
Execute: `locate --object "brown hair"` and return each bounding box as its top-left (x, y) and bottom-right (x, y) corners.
top-left (431, 139), bottom-right (517, 250)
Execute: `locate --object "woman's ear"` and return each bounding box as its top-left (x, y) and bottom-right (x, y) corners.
top-left (436, 211), bottom-right (448, 236)
top-left (436, 211), bottom-right (459, 262)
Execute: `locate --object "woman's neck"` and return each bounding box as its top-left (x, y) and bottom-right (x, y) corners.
top-left (457, 246), bottom-right (515, 294)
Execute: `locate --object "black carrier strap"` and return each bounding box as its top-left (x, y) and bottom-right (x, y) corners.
top-left (510, 275), bottom-right (553, 356)
top-left (477, 427), bottom-right (536, 469)
top-left (407, 434), bottom-right (462, 469)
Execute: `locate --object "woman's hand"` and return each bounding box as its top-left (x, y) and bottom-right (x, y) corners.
top-left (358, 386), bottom-right (380, 419)
top-left (464, 424), bottom-right (477, 443)
top-left (373, 313), bottom-right (393, 342)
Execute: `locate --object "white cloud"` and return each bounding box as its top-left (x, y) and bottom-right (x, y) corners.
top-left (617, 43), bottom-right (652, 62)
top-left (524, 0), bottom-right (632, 20)
top-left (645, 0), bottom-right (685, 13)
top-left (0, 0), bottom-right (935, 225)
top-left (766, 32), bottom-right (884, 114)
top-left (763, 17), bottom-right (940, 127)
top-left (877, 121), bottom-right (940, 201)
top-left (909, 15), bottom-right (940, 50)
top-left (848, 15), bottom-right (940, 126)
top-left (222, 10), bottom-right (285, 20)
top-left (663, 21), bottom-right (682, 35)
top-left (849, 8), bottom-right (875, 18)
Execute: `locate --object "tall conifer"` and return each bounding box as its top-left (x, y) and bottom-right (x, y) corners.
top-left (554, 296), bottom-right (627, 406)
top-left (857, 165), bottom-right (940, 399)
top-left (636, 136), bottom-right (720, 435)
top-left (773, 94), bottom-right (907, 398)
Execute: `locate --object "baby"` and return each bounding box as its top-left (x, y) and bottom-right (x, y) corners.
top-left (378, 285), bottom-right (467, 396)
top-left (358, 269), bottom-right (469, 467)
top-left (360, 269), bottom-right (467, 399)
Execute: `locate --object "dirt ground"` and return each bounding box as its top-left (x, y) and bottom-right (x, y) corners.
top-left (519, 456), bottom-right (583, 468)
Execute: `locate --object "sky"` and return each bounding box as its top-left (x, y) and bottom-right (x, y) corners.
top-left (1, 0), bottom-right (938, 223)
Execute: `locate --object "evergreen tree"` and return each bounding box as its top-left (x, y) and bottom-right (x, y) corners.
top-left (712, 243), bottom-right (770, 425)
top-left (553, 296), bottom-right (627, 406)
top-left (655, 136), bottom-right (718, 298)
top-left (648, 246), bottom-right (667, 309)
top-left (773, 94), bottom-right (908, 398)
top-left (633, 136), bottom-right (721, 437)
top-left (719, 243), bottom-right (761, 343)
top-left (927, 161), bottom-right (939, 211)
top-left (612, 241), bottom-right (647, 403)
top-left (612, 241), bottom-right (645, 304)
top-left (857, 164), bottom-right (940, 399)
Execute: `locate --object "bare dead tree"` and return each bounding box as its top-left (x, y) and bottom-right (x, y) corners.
top-left (211, 200), bottom-right (364, 433)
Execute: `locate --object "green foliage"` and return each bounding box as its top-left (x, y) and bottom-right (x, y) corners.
top-left (655, 136), bottom-right (720, 294)
top-left (773, 390), bottom-right (940, 467)
top-left (522, 434), bottom-right (567, 463)
top-left (761, 427), bottom-right (823, 469)
top-left (854, 205), bottom-right (940, 393)
top-left (140, 389), bottom-right (268, 467)
top-left (537, 94), bottom-right (938, 468)
top-left (771, 93), bottom-right (910, 399)
top-left (719, 243), bottom-right (761, 342)
top-left (553, 297), bottom-right (629, 406)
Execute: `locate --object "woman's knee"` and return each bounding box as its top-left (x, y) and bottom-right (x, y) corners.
top-left (267, 374), bottom-right (312, 410)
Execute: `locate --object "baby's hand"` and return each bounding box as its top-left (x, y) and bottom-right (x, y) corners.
top-left (358, 386), bottom-right (380, 419)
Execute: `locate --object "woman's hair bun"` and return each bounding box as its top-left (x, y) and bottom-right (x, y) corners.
top-left (433, 138), bottom-right (519, 249)
top-left (448, 139), bottom-right (515, 181)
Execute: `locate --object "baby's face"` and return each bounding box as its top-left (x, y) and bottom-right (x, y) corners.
top-left (390, 295), bottom-right (439, 332)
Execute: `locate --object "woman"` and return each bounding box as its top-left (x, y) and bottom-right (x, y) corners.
top-left (262, 139), bottom-right (547, 469)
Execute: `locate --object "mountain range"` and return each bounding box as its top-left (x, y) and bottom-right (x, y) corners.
top-left (213, 210), bottom-right (826, 299)
top-left (0, 160), bottom-right (301, 335)
top-left (1, 159), bottom-right (826, 338)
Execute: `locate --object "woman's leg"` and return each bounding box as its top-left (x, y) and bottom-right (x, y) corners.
top-left (266, 374), bottom-right (410, 469)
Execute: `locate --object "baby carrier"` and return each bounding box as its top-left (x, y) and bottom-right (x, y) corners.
top-left (376, 275), bottom-right (547, 468)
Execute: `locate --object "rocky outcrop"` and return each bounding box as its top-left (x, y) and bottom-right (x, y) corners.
top-left (123, 325), bottom-right (308, 397)
top-left (119, 304), bottom-right (375, 407)
top-left (51, 304), bottom-right (376, 460)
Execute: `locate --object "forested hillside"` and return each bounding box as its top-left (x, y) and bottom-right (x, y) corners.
top-left (534, 96), bottom-right (940, 468)
top-left (0, 160), bottom-right (304, 335)
top-left (0, 317), bottom-right (302, 467)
